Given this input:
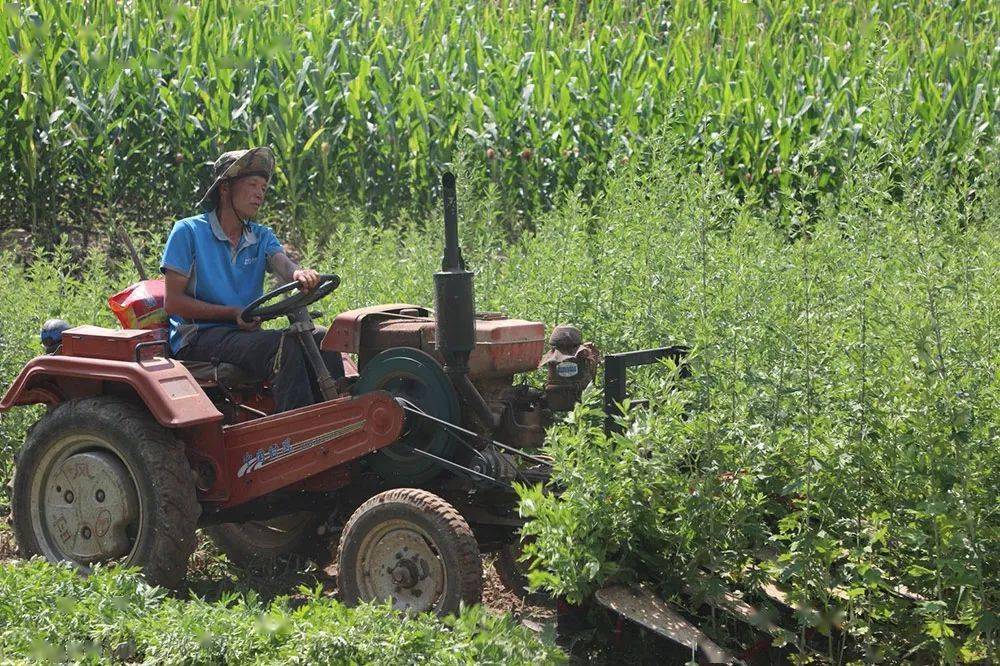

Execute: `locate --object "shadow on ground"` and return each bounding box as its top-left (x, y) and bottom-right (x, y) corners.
top-left (181, 534), bottom-right (335, 605)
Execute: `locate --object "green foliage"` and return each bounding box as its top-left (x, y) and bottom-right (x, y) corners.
top-left (0, 559), bottom-right (563, 663)
top-left (0, 140), bottom-right (996, 661)
top-left (0, 1), bottom-right (996, 660)
top-left (0, 0), bottom-right (997, 244)
top-left (511, 146), bottom-right (998, 662)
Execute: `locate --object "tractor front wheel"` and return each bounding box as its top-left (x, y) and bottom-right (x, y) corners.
top-left (337, 488), bottom-right (481, 615)
top-left (11, 397), bottom-right (200, 588)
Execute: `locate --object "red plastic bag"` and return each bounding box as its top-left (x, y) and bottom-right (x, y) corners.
top-left (108, 279), bottom-right (168, 330)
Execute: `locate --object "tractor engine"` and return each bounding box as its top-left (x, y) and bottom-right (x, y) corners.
top-left (321, 307), bottom-right (598, 450)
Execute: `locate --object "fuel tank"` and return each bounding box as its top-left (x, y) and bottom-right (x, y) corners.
top-left (321, 305), bottom-right (545, 379)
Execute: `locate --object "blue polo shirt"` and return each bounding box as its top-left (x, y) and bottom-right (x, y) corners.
top-left (160, 211), bottom-right (284, 354)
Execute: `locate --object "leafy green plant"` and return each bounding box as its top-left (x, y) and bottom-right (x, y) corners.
top-left (0, 559), bottom-right (564, 664)
top-left (508, 144), bottom-right (997, 662)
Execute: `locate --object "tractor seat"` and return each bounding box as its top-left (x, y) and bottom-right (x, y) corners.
top-left (177, 360), bottom-right (259, 389)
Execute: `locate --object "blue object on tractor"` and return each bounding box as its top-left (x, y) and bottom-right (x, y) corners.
top-left (40, 318), bottom-right (71, 354)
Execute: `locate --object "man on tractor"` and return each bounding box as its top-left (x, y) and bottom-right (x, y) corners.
top-left (161, 146), bottom-right (344, 412)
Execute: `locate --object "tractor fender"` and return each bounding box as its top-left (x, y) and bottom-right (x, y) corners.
top-left (0, 355), bottom-right (222, 428)
top-left (321, 304), bottom-right (429, 353)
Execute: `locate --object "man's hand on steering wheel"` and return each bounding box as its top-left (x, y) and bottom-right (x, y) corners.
top-left (293, 268), bottom-right (321, 292)
top-left (240, 273), bottom-right (340, 323)
top-left (230, 306), bottom-right (261, 331)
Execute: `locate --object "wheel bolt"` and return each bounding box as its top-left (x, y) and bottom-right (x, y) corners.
top-left (95, 489), bottom-right (105, 503)
top-left (64, 490), bottom-right (74, 504)
top-left (81, 526), bottom-right (92, 539)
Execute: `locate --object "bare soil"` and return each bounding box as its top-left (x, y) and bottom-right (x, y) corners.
top-left (482, 554), bottom-right (556, 631)
top-left (0, 525), bottom-right (16, 561)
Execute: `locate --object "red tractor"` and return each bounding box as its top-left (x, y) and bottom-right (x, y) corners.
top-left (0, 174), bottom-right (604, 615)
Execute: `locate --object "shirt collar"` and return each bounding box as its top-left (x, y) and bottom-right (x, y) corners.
top-left (207, 209), bottom-right (258, 245)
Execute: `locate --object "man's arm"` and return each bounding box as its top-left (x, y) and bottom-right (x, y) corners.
top-left (268, 252), bottom-right (320, 291)
top-left (163, 270), bottom-right (259, 330)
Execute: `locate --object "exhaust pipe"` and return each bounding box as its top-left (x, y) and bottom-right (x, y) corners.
top-left (434, 173), bottom-right (500, 430)
top-left (434, 172), bottom-right (475, 373)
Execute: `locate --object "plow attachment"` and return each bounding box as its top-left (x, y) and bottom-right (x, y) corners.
top-left (579, 347), bottom-right (909, 662)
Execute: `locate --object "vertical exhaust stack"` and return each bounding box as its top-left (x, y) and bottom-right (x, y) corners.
top-left (434, 172), bottom-right (476, 374)
top-left (434, 173), bottom-right (500, 430)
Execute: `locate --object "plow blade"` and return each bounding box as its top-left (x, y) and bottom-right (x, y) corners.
top-left (595, 585), bottom-right (740, 664)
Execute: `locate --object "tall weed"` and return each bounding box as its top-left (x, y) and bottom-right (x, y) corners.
top-left (514, 147), bottom-right (998, 661)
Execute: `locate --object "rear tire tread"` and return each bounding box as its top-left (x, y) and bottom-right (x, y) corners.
top-left (12, 397), bottom-right (200, 588)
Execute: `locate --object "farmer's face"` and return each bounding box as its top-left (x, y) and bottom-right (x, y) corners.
top-left (222, 175), bottom-right (269, 218)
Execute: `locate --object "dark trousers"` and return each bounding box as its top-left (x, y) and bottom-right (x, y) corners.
top-left (176, 325), bottom-right (345, 413)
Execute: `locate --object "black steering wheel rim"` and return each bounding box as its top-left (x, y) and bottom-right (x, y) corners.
top-left (241, 273), bottom-right (340, 322)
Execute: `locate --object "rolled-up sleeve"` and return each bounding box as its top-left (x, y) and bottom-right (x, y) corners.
top-left (160, 221), bottom-right (195, 277)
top-left (260, 226), bottom-right (285, 273)
top-left (260, 226), bottom-right (284, 258)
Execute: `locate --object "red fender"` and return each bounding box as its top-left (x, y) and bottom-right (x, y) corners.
top-left (0, 355), bottom-right (222, 428)
top-left (321, 304), bottom-right (428, 353)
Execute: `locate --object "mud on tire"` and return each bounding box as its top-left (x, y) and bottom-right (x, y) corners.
top-left (337, 488), bottom-right (481, 615)
top-left (11, 397), bottom-right (200, 588)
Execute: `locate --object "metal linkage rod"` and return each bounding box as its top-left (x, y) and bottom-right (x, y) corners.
top-left (394, 398), bottom-right (552, 468)
top-left (400, 445), bottom-right (510, 490)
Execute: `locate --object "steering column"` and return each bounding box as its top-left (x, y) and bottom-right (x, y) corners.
top-left (240, 273), bottom-right (342, 403)
top-left (284, 306), bottom-right (340, 401)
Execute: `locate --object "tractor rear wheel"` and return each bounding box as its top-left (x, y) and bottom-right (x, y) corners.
top-left (204, 511), bottom-right (332, 574)
top-left (337, 488), bottom-right (481, 615)
top-left (11, 397), bottom-right (200, 588)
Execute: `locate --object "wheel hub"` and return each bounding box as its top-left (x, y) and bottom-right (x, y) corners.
top-left (42, 451), bottom-right (138, 563)
top-left (390, 559), bottom-right (418, 587)
top-left (358, 522), bottom-right (445, 612)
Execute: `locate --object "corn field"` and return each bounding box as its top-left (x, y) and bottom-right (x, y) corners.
top-left (1, 0), bottom-right (997, 244)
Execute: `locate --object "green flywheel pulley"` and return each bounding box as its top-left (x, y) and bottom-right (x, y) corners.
top-left (352, 347), bottom-right (460, 484)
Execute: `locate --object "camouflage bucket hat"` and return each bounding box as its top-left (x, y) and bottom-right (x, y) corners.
top-left (197, 146), bottom-right (275, 210)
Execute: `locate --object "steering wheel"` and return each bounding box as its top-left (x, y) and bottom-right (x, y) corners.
top-left (241, 273), bottom-right (340, 322)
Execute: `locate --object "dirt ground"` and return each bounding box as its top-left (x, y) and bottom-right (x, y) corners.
top-left (481, 556), bottom-right (556, 630)
top-left (0, 525), bottom-right (15, 562)
top-left (0, 501), bottom-right (16, 562)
